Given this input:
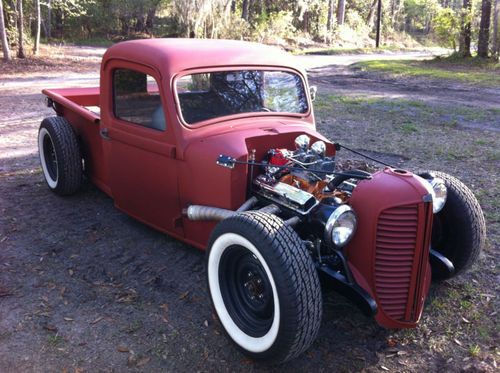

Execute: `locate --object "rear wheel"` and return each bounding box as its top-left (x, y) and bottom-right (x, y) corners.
top-left (38, 117), bottom-right (82, 195)
top-left (207, 212), bottom-right (322, 363)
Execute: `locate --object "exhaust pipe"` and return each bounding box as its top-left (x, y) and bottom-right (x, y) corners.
top-left (185, 199), bottom-right (285, 223)
top-left (185, 205), bottom-right (236, 221)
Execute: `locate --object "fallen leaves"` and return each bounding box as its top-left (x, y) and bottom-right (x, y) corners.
top-left (386, 338), bottom-right (398, 347)
top-left (43, 324), bottom-right (58, 333)
top-left (90, 316), bottom-right (104, 325)
top-left (178, 291), bottom-right (189, 300)
top-left (117, 345), bottom-right (129, 353)
top-left (127, 351), bottom-right (150, 368)
top-left (116, 288), bottom-right (138, 303)
top-left (159, 303), bottom-right (169, 323)
top-left (0, 286), bottom-right (13, 297)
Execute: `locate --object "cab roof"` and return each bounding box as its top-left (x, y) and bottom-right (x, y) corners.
top-left (102, 38), bottom-right (304, 77)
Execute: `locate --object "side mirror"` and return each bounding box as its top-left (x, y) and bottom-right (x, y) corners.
top-left (309, 85), bottom-right (317, 102)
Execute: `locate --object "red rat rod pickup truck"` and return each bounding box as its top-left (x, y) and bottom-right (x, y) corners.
top-left (39, 39), bottom-right (486, 363)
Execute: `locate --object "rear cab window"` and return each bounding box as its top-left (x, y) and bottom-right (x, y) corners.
top-left (113, 69), bottom-right (167, 131)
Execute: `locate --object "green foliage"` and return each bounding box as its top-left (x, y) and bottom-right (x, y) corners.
top-left (253, 10), bottom-right (296, 42)
top-left (1, 0), bottom-right (496, 55)
top-left (433, 8), bottom-right (460, 50)
top-left (404, 0), bottom-right (442, 32)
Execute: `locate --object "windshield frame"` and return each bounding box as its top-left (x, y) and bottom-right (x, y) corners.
top-left (172, 66), bottom-right (312, 128)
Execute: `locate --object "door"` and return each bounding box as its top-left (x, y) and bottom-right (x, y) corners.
top-left (105, 65), bottom-right (183, 237)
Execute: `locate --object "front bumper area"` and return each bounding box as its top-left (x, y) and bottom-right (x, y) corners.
top-left (345, 168), bottom-right (434, 328)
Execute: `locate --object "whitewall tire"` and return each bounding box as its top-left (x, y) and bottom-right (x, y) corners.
top-left (206, 211), bottom-right (322, 364)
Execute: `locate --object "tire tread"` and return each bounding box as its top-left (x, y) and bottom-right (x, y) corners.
top-left (39, 116), bottom-right (82, 195)
top-left (207, 211), bottom-right (322, 364)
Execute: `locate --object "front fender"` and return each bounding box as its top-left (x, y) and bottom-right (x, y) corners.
top-left (345, 168), bottom-right (434, 328)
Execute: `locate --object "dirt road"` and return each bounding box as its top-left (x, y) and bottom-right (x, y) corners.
top-left (0, 46), bottom-right (498, 372)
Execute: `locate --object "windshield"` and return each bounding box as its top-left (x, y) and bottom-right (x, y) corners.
top-left (176, 70), bottom-right (309, 125)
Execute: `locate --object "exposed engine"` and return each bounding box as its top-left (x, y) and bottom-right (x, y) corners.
top-left (253, 135), bottom-right (360, 215)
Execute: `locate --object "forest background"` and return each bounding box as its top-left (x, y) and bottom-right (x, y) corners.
top-left (0, 0), bottom-right (499, 61)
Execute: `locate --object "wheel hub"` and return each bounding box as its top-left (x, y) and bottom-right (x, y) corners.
top-left (218, 245), bottom-right (274, 337)
top-left (243, 271), bottom-right (265, 301)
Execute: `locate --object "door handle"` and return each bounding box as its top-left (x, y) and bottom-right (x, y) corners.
top-left (100, 128), bottom-right (111, 140)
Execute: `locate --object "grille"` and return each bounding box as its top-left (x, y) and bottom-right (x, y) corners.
top-left (375, 204), bottom-right (419, 321)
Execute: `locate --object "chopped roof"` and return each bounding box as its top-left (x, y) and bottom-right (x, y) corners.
top-left (102, 38), bottom-right (304, 77)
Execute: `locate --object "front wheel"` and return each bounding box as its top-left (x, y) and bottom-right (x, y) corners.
top-left (419, 171), bottom-right (486, 280)
top-left (207, 212), bottom-right (322, 364)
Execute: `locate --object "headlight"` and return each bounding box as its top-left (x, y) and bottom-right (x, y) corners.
top-left (311, 140), bottom-right (326, 156)
top-left (294, 135), bottom-right (310, 150)
top-left (325, 205), bottom-right (357, 247)
top-left (429, 177), bottom-right (447, 213)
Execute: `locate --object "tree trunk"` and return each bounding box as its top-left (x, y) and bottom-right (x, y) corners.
top-left (493, 0), bottom-right (499, 58)
top-left (337, 0), bottom-right (346, 25)
top-left (327, 0), bottom-right (335, 31)
top-left (241, 0), bottom-right (251, 21)
top-left (17, 0), bottom-right (25, 58)
top-left (376, 0), bottom-right (382, 47)
top-left (366, 0), bottom-right (379, 28)
top-left (0, 0), bottom-right (12, 61)
top-left (34, 0), bottom-right (41, 55)
top-left (47, 0), bottom-right (51, 40)
top-left (145, 8), bottom-right (156, 35)
top-left (459, 0), bottom-right (472, 57)
top-left (478, 0), bottom-right (492, 57)
top-left (391, 0), bottom-right (397, 24)
top-left (303, 11), bottom-right (310, 33)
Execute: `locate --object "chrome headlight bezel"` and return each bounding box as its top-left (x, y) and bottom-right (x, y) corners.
top-left (310, 140), bottom-right (326, 156)
top-left (294, 134), bottom-right (310, 150)
top-left (324, 205), bottom-right (358, 248)
top-left (419, 173), bottom-right (448, 213)
top-left (429, 177), bottom-right (447, 213)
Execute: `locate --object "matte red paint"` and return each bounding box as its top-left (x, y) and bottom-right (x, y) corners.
top-left (42, 39), bottom-right (433, 329)
top-left (347, 168), bottom-right (433, 328)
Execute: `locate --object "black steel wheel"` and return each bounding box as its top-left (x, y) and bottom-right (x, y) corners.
top-left (38, 116), bottom-right (82, 195)
top-left (219, 245), bottom-right (274, 337)
top-left (419, 171), bottom-right (486, 280)
top-left (206, 211), bottom-right (322, 364)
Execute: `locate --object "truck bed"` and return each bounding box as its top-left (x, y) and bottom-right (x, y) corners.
top-left (42, 87), bottom-right (101, 123)
top-left (42, 86), bottom-right (110, 195)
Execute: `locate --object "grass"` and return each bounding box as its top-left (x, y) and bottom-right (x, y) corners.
top-left (123, 320), bottom-right (143, 334)
top-left (297, 44), bottom-right (450, 56)
top-left (47, 335), bottom-right (65, 347)
top-left (352, 56), bottom-right (500, 87)
top-left (299, 45), bottom-right (425, 56)
top-left (316, 94), bottom-right (500, 128)
top-left (314, 92), bottom-right (499, 371)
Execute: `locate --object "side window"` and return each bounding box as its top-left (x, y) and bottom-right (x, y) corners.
top-left (113, 69), bottom-right (166, 131)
